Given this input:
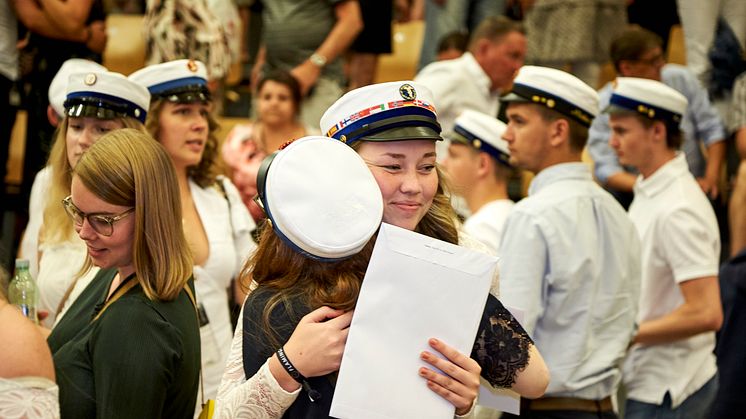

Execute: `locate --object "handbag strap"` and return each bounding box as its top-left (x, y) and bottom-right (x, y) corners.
top-left (184, 285), bottom-right (206, 408)
top-left (91, 274), bottom-right (138, 323)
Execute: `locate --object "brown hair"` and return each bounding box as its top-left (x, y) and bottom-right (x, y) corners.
top-left (256, 70), bottom-right (303, 118)
top-left (74, 129), bottom-right (193, 301)
top-left (42, 116), bottom-right (146, 245)
top-left (610, 26), bottom-right (663, 73)
top-left (611, 109), bottom-right (683, 149)
top-left (144, 98), bottom-right (221, 188)
top-left (469, 15), bottom-right (524, 51)
top-left (534, 105), bottom-right (590, 153)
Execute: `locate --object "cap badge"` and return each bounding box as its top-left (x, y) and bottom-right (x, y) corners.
top-left (134, 109), bottom-right (141, 118)
top-left (187, 60), bottom-right (198, 72)
top-left (399, 84), bottom-right (417, 101)
top-left (340, 134), bottom-right (348, 143)
top-left (472, 139), bottom-right (482, 149)
top-left (84, 73), bottom-right (97, 86)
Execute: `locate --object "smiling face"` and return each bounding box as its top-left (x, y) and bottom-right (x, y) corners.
top-left (66, 117), bottom-right (125, 167)
top-left (157, 101), bottom-right (210, 170)
top-left (356, 140), bottom-right (438, 231)
top-left (71, 175), bottom-right (136, 278)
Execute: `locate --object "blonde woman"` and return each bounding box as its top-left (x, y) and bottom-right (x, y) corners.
top-left (130, 59), bottom-right (257, 401)
top-left (47, 128), bottom-right (200, 418)
top-left (30, 71), bottom-right (149, 326)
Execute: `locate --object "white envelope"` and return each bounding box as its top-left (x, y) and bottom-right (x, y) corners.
top-left (330, 223), bottom-right (498, 419)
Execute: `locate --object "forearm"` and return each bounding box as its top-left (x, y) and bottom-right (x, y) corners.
top-left (313, 1), bottom-right (363, 65)
top-left (703, 140), bottom-right (726, 182)
top-left (11, 1), bottom-right (87, 41)
top-left (216, 359), bottom-right (298, 419)
top-left (634, 292), bottom-right (722, 345)
top-left (605, 171), bottom-right (637, 193)
top-left (736, 128), bottom-right (746, 160)
top-left (38, 0), bottom-right (94, 34)
top-left (511, 345), bottom-right (549, 399)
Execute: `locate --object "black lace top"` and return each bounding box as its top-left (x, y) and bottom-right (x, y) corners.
top-left (471, 294), bottom-right (534, 389)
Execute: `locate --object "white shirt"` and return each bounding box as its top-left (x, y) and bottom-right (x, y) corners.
top-left (191, 177), bottom-right (257, 400)
top-left (20, 167), bottom-right (51, 279)
top-left (499, 163), bottom-right (641, 399)
top-left (462, 199), bottom-right (514, 255)
top-left (415, 53), bottom-right (500, 160)
top-left (624, 153), bottom-right (720, 408)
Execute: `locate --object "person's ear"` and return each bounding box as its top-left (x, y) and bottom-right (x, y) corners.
top-left (47, 105), bottom-right (60, 127)
top-left (651, 120), bottom-right (667, 145)
top-left (476, 152), bottom-right (491, 178)
top-left (548, 118), bottom-right (569, 148)
top-left (618, 60), bottom-right (633, 76)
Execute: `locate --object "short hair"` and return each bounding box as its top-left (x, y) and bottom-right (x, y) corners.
top-left (74, 129), bottom-right (192, 301)
top-left (256, 69), bottom-right (303, 115)
top-left (437, 30), bottom-right (470, 54)
top-left (534, 105), bottom-right (590, 152)
top-left (144, 98), bottom-right (221, 188)
top-left (42, 116), bottom-right (146, 245)
top-left (611, 109), bottom-right (683, 149)
top-left (610, 26), bottom-right (664, 72)
top-left (469, 16), bottom-right (525, 51)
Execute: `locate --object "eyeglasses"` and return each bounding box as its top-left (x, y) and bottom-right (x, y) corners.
top-left (62, 196), bottom-right (134, 237)
top-left (633, 52), bottom-right (665, 67)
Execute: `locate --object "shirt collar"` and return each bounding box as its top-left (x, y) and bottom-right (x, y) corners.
top-left (633, 153), bottom-right (689, 198)
top-left (528, 163), bottom-right (592, 196)
top-left (460, 52), bottom-right (494, 95)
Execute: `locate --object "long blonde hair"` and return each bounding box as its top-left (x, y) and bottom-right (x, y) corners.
top-left (144, 98), bottom-right (221, 188)
top-left (74, 129), bottom-right (192, 301)
top-left (41, 116), bottom-right (145, 245)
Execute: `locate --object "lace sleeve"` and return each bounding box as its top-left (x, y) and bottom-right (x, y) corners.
top-left (215, 305), bottom-right (299, 419)
top-left (471, 294), bottom-right (533, 389)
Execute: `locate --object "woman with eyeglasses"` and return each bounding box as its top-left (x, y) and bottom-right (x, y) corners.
top-left (47, 128), bottom-right (200, 418)
top-left (31, 71), bottom-right (149, 327)
top-left (130, 59), bottom-right (257, 402)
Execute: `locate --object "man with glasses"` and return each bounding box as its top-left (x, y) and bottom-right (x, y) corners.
top-left (587, 26), bottom-right (726, 208)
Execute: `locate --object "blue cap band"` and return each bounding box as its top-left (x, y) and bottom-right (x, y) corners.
top-left (329, 106), bottom-right (440, 145)
top-left (609, 94), bottom-right (683, 124)
top-left (453, 125), bottom-right (512, 168)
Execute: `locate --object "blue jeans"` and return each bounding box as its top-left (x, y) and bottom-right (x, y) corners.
top-left (625, 375), bottom-right (718, 419)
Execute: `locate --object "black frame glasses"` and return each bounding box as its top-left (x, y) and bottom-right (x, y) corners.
top-left (62, 195), bottom-right (134, 237)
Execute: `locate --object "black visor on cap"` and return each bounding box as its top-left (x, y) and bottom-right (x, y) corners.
top-left (153, 84), bottom-right (211, 103)
top-left (64, 97), bottom-right (141, 121)
top-left (351, 115), bottom-right (443, 143)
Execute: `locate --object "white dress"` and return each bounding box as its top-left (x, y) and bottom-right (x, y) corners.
top-left (22, 167), bottom-right (100, 328)
top-left (191, 176), bottom-right (257, 401)
top-left (215, 232), bottom-right (496, 418)
top-left (0, 377), bottom-right (60, 419)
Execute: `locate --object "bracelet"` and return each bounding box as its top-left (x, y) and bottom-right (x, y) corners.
top-left (276, 347), bottom-right (323, 402)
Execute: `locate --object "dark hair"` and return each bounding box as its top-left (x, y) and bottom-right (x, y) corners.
top-left (469, 16), bottom-right (524, 50)
top-left (256, 70), bottom-right (303, 113)
top-left (438, 30), bottom-right (470, 54)
top-left (610, 26), bottom-right (663, 73)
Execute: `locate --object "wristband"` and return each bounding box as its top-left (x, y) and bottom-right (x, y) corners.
top-left (276, 347), bottom-right (322, 402)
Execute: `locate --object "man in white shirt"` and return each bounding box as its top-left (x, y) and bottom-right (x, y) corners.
top-left (499, 66), bottom-right (641, 419)
top-left (607, 77), bottom-right (722, 418)
top-left (442, 109), bottom-right (514, 254)
top-left (415, 16), bottom-right (526, 146)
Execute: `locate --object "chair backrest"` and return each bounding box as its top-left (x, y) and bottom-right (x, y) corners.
top-left (374, 20), bottom-right (425, 83)
top-left (103, 14), bottom-right (146, 76)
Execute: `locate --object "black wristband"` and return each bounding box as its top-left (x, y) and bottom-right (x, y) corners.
top-left (276, 347), bottom-right (323, 402)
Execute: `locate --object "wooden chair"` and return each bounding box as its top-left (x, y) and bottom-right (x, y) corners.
top-left (374, 20), bottom-right (425, 83)
top-left (103, 14), bottom-right (146, 76)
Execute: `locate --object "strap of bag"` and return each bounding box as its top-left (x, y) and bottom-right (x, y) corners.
top-left (91, 275), bottom-right (138, 323)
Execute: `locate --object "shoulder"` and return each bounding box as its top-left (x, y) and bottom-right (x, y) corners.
top-left (0, 304), bottom-right (55, 380)
top-left (459, 230), bottom-right (496, 256)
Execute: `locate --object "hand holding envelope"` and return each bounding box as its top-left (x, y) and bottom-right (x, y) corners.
top-left (330, 223), bottom-right (498, 419)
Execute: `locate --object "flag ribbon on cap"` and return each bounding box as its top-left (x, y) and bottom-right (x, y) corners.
top-left (326, 99), bottom-right (437, 141)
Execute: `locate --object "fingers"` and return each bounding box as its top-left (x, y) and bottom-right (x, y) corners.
top-left (429, 338), bottom-right (481, 375)
top-left (326, 310), bottom-right (354, 329)
top-left (419, 364), bottom-right (474, 414)
top-left (301, 306), bottom-right (345, 323)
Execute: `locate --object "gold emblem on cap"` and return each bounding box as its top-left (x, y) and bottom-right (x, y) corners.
top-left (546, 99), bottom-right (555, 108)
top-left (472, 139), bottom-right (482, 148)
top-left (134, 109), bottom-right (141, 118)
top-left (84, 73), bottom-right (97, 86)
top-left (340, 135), bottom-right (347, 143)
top-left (399, 84), bottom-right (417, 101)
top-left (187, 60), bottom-right (198, 72)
